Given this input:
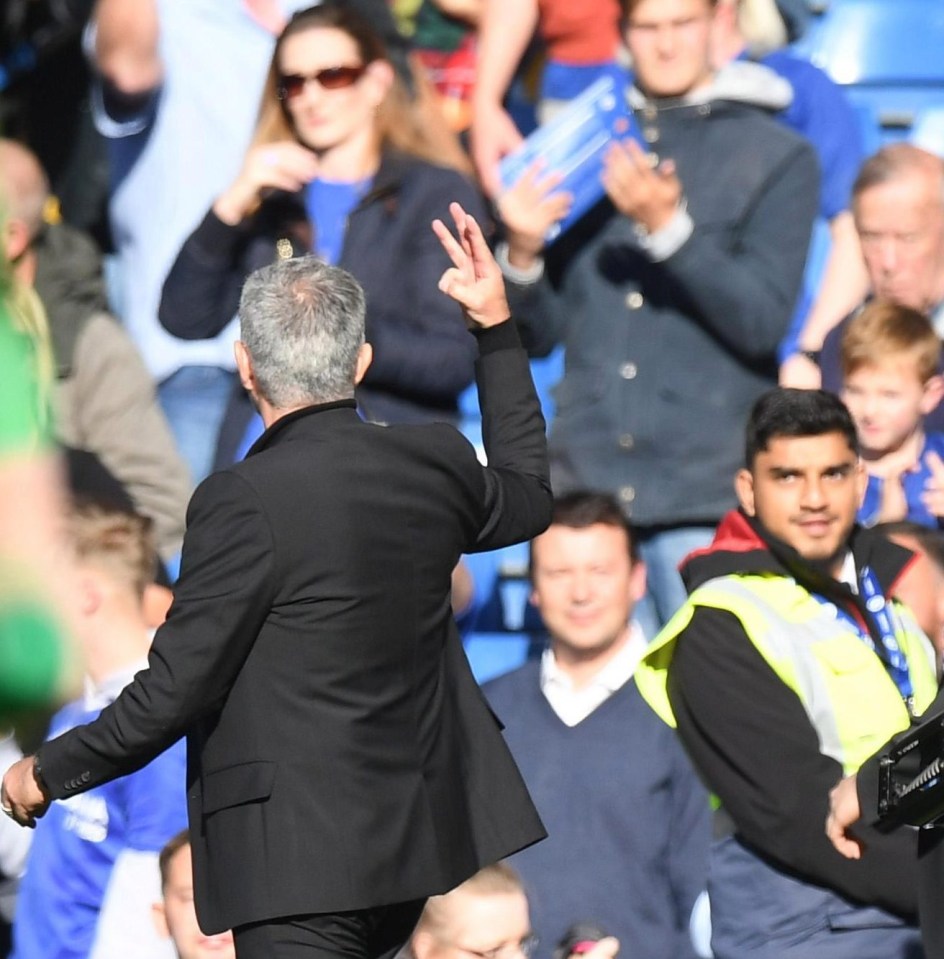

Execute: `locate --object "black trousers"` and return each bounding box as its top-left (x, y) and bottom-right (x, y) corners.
top-left (232, 899), bottom-right (427, 959)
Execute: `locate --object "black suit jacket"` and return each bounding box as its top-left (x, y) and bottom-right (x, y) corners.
top-left (37, 322), bottom-right (551, 933)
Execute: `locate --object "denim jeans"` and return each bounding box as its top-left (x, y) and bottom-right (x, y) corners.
top-left (635, 525), bottom-right (716, 636)
top-left (158, 365), bottom-right (237, 486)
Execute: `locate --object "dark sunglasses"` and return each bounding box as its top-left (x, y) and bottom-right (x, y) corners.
top-left (277, 65), bottom-right (367, 99)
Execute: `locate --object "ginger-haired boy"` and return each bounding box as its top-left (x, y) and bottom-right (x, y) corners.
top-left (841, 300), bottom-right (944, 526)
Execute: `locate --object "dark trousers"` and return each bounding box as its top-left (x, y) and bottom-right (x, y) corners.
top-left (233, 899), bottom-right (427, 959)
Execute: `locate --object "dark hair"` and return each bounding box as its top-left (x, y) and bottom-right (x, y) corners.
top-left (744, 388), bottom-right (858, 467)
top-left (158, 830), bottom-right (190, 890)
top-left (530, 491), bottom-right (639, 575)
top-left (277, 3), bottom-right (389, 69)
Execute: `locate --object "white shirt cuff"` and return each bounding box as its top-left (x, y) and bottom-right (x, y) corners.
top-left (634, 201), bottom-right (694, 262)
top-left (495, 242), bottom-right (545, 285)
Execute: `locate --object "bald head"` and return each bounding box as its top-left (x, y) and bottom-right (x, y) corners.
top-left (853, 144), bottom-right (944, 314)
top-left (0, 139), bottom-right (50, 239)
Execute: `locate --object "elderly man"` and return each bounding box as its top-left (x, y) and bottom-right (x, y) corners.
top-left (1, 207), bottom-right (552, 959)
top-left (819, 144), bottom-right (944, 414)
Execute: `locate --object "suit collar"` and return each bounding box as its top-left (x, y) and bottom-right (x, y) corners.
top-left (245, 398), bottom-right (359, 456)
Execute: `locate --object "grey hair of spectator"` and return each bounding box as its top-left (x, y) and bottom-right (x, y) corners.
top-left (238, 256), bottom-right (366, 409)
top-left (852, 143), bottom-right (944, 208)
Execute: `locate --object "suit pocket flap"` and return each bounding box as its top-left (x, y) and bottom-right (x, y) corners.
top-left (202, 761), bottom-right (277, 814)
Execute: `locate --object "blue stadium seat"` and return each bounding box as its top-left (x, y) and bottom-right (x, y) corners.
top-left (912, 106), bottom-right (944, 155)
top-left (795, 0), bottom-right (944, 85)
top-left (792, 0), bottom-right (944, 148)
top-left (462, 632), bottom-right (542, 684)
top-left (461, 541), bottom-right (534, 633)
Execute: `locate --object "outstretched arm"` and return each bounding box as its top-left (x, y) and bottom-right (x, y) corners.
top-left (432, 204), bottom-right (552, 550)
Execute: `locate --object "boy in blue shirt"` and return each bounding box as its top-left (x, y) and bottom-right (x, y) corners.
top-left (11, 503), bottom-right (187, 959)
top-left (841, 300), bottom-right (944, 528)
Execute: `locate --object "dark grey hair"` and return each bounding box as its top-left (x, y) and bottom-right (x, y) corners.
top-left (239, 256), bottom-right (366, 408)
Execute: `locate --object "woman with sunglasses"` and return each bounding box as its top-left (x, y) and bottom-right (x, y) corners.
top-left (158, 2), bottom-right (486, 462)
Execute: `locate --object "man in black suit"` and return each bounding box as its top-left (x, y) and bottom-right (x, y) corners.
top-left (1, 205), bottom-right (552, 959)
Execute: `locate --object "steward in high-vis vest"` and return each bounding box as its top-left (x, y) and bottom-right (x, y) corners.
top-left (636, 388), bottom-right (937, 959)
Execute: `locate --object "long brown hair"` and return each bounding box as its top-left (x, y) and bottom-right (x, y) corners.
top-left (252, 4), bottom-right (471, 173)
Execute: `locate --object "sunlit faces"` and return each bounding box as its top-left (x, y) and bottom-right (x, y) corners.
top-left (413, 888), bottom-right (533, 959)
top-left (855, 173), bottom-right (944, 314)
top-left (624, 0), bottom-right (716, 98)
top-left (278, 27), bottom-right (392, 154)
top-left (530, 524), bottom-right (646, 659)
top-left (153, 843), bottom-right (235, 959)
top-left (736, 432), bottom-right (866, 572)
top-left (842, 359), bottom-right (944, 458)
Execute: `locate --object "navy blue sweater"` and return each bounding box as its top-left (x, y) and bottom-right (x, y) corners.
top-left (484, 659), bottom-right (710, 959)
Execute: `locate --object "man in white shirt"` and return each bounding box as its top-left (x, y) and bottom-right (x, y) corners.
top-left (484, 491), bottom-right (710, 959)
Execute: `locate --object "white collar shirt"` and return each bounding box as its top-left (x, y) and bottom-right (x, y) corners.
top-left (540, 621), bottom-right (648, 727)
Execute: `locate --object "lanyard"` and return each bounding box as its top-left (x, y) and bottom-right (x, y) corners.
top-left (811, 565), bottom-right (915, 714)
top-left (856, 566), bottom-right (915, 714)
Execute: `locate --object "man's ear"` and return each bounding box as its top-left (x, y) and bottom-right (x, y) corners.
top-left (3, 218), bottom-right (30, 264)
top-left (234, 341), bottom-right (256, 394)
top-left (735, 468), bottom-right (756, 516)
top-left (77, 572), bottom-right (103, 619)
top-left (151, 901), bottom-right (169, 939)
top-left (354, 342), bottom-right (373, 386)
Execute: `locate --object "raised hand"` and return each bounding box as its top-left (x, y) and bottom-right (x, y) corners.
top-left (432, 203), bottom-right (510, 329)
top-left (878, 470), bottom-right (909, 524)
top-left (471, 104), bottom-right (526, 199)
top-left (922, 450), bottom-right (944, 520)
top-left (496, 162), bottom-right (573, 268)
top-left (213, 142), bottom-right (320, 225)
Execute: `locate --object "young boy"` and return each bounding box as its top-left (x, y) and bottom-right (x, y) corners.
top-left (153, 832), bottom-right (235, 959)
top-left (11, 502), bottom-right (187, 959)
top-left (841, 300), bottom-right (944, 527)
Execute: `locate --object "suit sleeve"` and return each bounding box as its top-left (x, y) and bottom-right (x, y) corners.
top-left (37, 470), bottom-right (278, 798)
top-left (668, 606), bottom-right (919, 918)
top-left (468, 321), bottom-right (553, 552)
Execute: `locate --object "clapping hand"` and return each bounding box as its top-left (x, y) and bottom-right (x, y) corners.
top-left (921, 451), bottom-right (944, 520)
top-left (602, 138), bottom-right (681, 233)
top-left (496, 162), bottom-right (573, 267)
top-left (432, 203), bottom-right (510, 329)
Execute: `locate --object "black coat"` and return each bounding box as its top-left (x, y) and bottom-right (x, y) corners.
top-left (37, 322), bottom-right (551, 933)
top-left (159, 150), bottom-right (486, 433)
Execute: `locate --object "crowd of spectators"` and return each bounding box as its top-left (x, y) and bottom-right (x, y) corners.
top-left (2, 0), bottom-right (944, 956)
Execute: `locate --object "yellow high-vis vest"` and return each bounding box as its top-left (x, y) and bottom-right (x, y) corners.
top-left (635, 574), bottom-right (938, 776)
